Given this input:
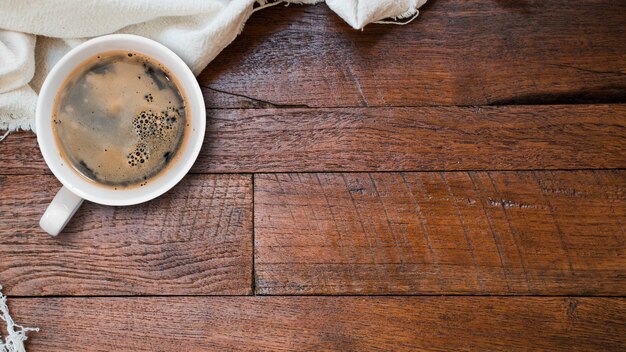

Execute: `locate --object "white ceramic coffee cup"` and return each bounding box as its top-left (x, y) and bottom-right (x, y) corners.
top-left (36, 34), bottom-right (206, 236)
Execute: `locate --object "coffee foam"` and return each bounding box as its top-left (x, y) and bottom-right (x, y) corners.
top-left (52, 51), bottom-right (189, 188)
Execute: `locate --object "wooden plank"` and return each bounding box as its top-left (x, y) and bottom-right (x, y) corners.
top-left (2, 105), bottom-right (625, 174)
top-left (0, 174), bottom-right (252, 296)
top-left (199, 1), bottom-right (626, 108)
top-left (254, 171), bottom-right (626, 295)
top-left (9, 297), bottom-right (626, 351)
top-left (0, 131), bottom-right (44, 174)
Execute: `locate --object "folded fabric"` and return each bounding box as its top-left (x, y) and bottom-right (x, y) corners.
top-left (0, 0), bottom-right (427, 134)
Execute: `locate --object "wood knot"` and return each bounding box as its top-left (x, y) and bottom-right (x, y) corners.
top-left (566, 298), bottom-right (579, 321)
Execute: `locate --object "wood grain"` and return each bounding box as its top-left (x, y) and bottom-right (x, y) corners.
top-left (255, 171), bottom-right (626, 295)
top-left (8, 297), bottom-right (626, 352)
top-left (0, 174), bottom-right (252, 296)
top-left (2, 104), bottom-right (625, 174)
top-left (199, 1), bottom-right (626, 108)
top-left (1, 2), bottom-right (624, 349)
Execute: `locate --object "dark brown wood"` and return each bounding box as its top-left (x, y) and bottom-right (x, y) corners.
top-left (2, 104), bottom-right (625, 174)
top-left (0, 131), bottom-right (44, 174)
top-left (1, 2), bottom-right (625, 349)
top-left (199, 1), bottom-right (626, 108)
top-left (9, 297), bottom-right (626, 351)
top-left (255, 171), bottom-right (626, 295)
top-left (0, 174), bottom-right (253, 296)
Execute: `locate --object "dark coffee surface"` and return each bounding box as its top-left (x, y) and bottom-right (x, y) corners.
top-left (53, 51), bottom-right (188, 188)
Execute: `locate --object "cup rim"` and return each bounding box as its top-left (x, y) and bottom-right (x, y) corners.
top-left (36, 34), bottom-right (206, 206)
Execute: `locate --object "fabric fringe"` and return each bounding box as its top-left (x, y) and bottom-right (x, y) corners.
top-left (373, 0), bottom-right (425, 26)
top-left (0, 130), bottom-right (10, 142)
top-left (0, 123), bottom-right (32, 141)
top-left (253, 0), bottom-right (288, 13)
top-left (0, 285), bottom-right (39, 352)
top-left (373, 10), bottom-right (420, 25)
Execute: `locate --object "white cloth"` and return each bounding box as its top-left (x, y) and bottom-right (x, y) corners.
top-left (0, 0), bottom-right (426, 133)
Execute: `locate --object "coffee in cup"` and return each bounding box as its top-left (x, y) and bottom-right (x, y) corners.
top-left (37, 34), bottom-right (206, 236)
top-left (52, 51), bottom-right (189, 189)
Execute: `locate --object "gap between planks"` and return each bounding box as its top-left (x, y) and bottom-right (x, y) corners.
top-left (5, 294), bottom-right (626, 299)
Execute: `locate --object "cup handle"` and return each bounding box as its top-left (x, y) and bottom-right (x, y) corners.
top-left (40, 186), bottom-right (84, 236)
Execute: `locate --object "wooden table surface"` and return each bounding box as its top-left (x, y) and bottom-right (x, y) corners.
top-left (1, 1), bottom-right (625, 351)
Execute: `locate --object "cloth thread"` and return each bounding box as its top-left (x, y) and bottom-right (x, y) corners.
top-left (0, 286), bottom-right (39, 352)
